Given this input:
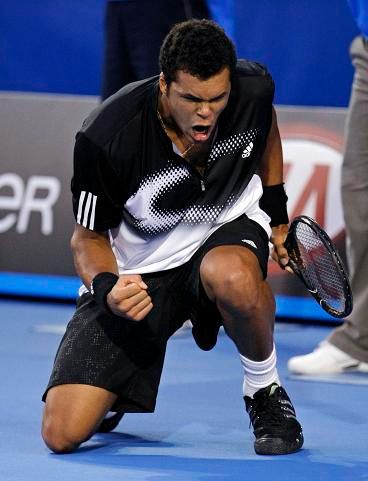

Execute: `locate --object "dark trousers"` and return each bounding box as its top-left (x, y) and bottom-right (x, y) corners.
top-left (328, 36), bottom-right (368, 361)
top-left (101, 0), bottom-right (210, 99)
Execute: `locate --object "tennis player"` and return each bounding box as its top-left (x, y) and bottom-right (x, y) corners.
top-left (42, 19), bottom-right (303, 455)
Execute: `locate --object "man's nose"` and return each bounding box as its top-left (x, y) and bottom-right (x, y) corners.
top-left (196, 102), bottom-right (211, 118)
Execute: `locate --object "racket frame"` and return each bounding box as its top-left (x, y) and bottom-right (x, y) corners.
top-left (285, 215), bottom-right (353, 318)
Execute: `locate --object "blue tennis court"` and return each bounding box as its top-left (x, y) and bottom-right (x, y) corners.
top-left (1, 298), bottom-right (367, 481)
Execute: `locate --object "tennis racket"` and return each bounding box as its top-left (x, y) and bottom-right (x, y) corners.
top-left (284, 215), bottom-right (353, 318)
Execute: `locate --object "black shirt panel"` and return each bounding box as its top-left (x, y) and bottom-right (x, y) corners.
top-left (199, 60), bottom-right (274, 213)
top-left (72, 60), bottom-right (275, 235)
top-left (71, 133), bottom-right (125, 231)
top-left (81, 76), bottom-right (159, 148)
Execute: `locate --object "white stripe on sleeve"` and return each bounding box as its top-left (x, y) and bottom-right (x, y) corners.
top-left (82, 192), bottom-right (92, 227)
top-left (89, 194), bottom-right (97, 229)
top-left (77, 191), bottom-right (86, 224)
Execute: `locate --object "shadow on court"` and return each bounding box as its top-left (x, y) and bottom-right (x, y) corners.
top-left (52, 442), bottom-right (367, 481)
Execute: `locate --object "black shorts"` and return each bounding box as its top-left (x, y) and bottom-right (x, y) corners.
top-left (43, 215), bottom-right (270, 413)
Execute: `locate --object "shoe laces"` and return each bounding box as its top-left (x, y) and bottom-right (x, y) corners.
top-left (247, 385), bottom-right (295, 430)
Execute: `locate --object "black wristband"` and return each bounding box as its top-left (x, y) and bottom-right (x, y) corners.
top-left (90, 272), bottom-right (119, 312)
top-left (259, 183), bottom-right (289, 227)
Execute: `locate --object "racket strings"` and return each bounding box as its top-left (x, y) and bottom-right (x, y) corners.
top-left (295, 223), bottom-right (346, 312)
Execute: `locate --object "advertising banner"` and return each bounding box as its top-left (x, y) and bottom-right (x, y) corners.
top-left (0, 93), bottom-right (98, 277)
top-left (270, 107), bottom-right (347, 301)
top-left (0, 94), bottom-right (347, 320)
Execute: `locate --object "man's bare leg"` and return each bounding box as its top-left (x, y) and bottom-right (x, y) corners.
top-left (200, 245), bottom-right (303, 455)
top-left (200, 245), bottom-right (275, 360)
top-left (42, 384), bottom-right (118, 453)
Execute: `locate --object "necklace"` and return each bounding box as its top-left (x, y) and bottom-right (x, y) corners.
top-left (157, 109), bottom-right (194, 157)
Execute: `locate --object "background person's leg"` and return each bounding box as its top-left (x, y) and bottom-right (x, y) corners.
top-left (101, 2), bottom-right (136, 100)
top-left (101, 0), bottom-right (210, 99)
top-left (328, 36), bottom-right (368, 362)
top-left (288, 37), bottom-right (368, 375)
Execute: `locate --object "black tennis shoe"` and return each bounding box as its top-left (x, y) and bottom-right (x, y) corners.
top-left (97, 412), bottom-right (125, 433)
top-left (244, 383), bottom-right (304, 455)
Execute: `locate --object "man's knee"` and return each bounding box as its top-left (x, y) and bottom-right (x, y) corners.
top-left (41, 398), bottom-right (99, 453)
top-left (42, 413), bottom-right (84, 453)
top-left (200, 248), bottom-right (261, 308)
top-left (41, 384), bottom-right (117, 453)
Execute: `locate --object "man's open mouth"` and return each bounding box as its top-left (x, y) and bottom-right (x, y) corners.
top-left (192, 125), bottom-right (211, 141)
top-left (193, 125), bottom-right (210, 133)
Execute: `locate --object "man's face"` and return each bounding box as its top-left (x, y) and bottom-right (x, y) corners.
top-left (160, 67), bottom-right (231, 145)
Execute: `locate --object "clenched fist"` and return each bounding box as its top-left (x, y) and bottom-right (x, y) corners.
top-left (107, 274), bottom-right (153, 321)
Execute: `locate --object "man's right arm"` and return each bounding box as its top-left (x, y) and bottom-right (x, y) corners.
top-left (71, 224), bottom-right (153, 321)
top-left (71, 224), bottom-right (118, 285)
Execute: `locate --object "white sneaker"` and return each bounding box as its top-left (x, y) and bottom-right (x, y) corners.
top-left (288, 341), bottom-right (368, 375)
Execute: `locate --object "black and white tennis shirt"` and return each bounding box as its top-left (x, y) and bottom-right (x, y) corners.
top-left (72, 60), bottom-right (274, 275)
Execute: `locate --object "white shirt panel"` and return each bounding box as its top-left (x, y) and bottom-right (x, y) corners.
top-left (113, 174), bottom-right (270, 274)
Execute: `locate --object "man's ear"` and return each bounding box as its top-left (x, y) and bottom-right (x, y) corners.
top-left (159, 73), bottom-right (168, 96)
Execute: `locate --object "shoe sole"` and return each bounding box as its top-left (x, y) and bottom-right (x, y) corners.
top-left (289, 364), bottom-right (368, 375)
top-left (288, 359), bottom-right (368, 375)
top-left (97, 412), bottom-right (125, 433)
top-left (254, 433), bottom-right (304, 455)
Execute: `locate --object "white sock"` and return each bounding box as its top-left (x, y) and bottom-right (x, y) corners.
top-left (104, 411), bottom-right (117, 419)
top-left (240, 345), bottom-right (280, 398)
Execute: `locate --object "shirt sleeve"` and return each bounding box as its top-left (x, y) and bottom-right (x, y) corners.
top-left (71, 132), bottom-right (125, 231)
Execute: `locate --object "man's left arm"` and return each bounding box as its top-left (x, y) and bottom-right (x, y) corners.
top-left (258, 106), bottom-right (289, 269)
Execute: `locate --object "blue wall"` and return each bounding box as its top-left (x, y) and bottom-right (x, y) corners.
top-left (0, 1), bottom-right (359, 106)
top-left (233, 1), bottom-right (358, 106)
top-left (0, 1), bottom-right (105, 95)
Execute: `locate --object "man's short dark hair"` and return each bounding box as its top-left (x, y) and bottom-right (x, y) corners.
top-left (159, 19), bottom-right (237, 85)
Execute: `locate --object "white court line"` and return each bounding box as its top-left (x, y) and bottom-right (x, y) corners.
top-left (33, 324), bottom-right (67, 335)
top-left (32, 321), bottom-right (196, 337)
top-left (32, 320), bottom-right (226, 339)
